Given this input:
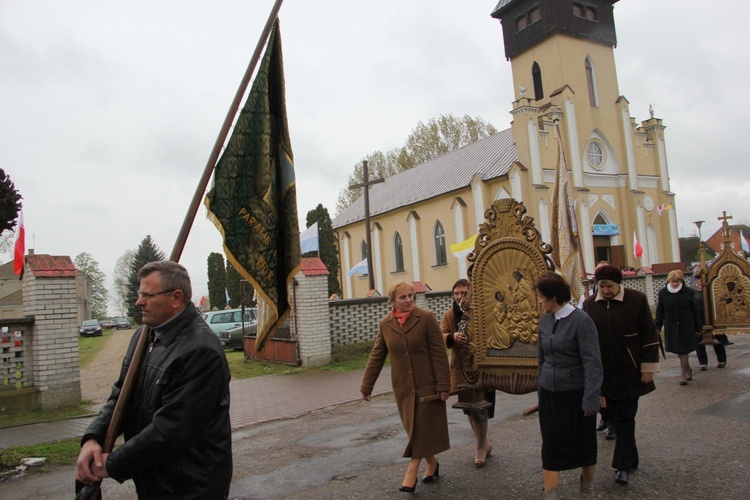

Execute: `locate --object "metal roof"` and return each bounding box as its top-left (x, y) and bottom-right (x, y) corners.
top-left (491, 0), bottom-right (518, 18)
top-left (332, 128), bottom-right (517, 228)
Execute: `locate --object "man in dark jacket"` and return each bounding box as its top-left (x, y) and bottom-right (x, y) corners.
top-left (76, 260), bottom-right (232, 499)
top-left (582, 264), bottom-right (660, 487)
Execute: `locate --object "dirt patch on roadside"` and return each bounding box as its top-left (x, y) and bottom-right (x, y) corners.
top-left (80, 329), bottom-right (135, 406)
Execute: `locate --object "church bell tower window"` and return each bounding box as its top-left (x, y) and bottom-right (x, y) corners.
top-left (532, 62), bottom-right (543, 101)
top-left (573, 3), bottom-right (598, 22)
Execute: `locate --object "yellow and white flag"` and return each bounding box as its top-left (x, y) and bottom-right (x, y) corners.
top-left (450, 234), bottom-right (478, 259)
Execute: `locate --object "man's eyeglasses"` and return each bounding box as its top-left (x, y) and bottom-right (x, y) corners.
top-left (137, 289), bottom-right (176, 300)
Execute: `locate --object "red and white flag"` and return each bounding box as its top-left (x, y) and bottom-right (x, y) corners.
top-left (656, 204), bottom-right (665, 215)
top-left (13, 209), bottom-right (25, 279)
top-left (633, 231), bottom-right (643, 259)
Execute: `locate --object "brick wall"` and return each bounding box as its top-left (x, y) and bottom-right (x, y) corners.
top-left (22, 269), bottom-right (81, 410)
top-left (296, 274), bottom-right (665, 356)
top-left (327, 290), bottom-right (453, 345)
top-left (0, 317), bottom-right (33, 391)
top-left (293, 272), bottom-right (331, 367)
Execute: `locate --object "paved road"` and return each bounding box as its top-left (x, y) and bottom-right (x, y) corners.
top-left (1, 335), bottom-right (749, 499)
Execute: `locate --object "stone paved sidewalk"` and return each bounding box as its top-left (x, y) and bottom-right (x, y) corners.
top-left (0, 368), bottom-right (392, 449)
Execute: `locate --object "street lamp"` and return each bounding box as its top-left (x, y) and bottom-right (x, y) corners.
top-left (693, 220), bottom-right (704, 240)
top-left (692, 220), bottom-right (714, 345)
top-left (693, 220), bottom-right (705, 262)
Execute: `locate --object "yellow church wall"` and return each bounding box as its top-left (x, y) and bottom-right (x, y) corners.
top-left (335, 6), bottom-right (680, 298)
top-left (338, 186), bottom-right (501, 298)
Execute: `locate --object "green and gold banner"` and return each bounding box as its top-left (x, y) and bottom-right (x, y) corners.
top-left (205, 19), bottom-right (300, 351)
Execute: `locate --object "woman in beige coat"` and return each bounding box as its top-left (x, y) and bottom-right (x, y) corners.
top-left (361, 281), bottom-right (451, 493)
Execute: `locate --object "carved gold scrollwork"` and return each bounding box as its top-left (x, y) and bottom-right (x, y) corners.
top-left (462, 198), bottom-right (554, 395)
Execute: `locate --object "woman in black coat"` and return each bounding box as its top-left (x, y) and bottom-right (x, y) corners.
top-left (655, 270), bottom-right (702, 385)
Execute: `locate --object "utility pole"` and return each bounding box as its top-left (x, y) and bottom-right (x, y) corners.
top-left (349, 160), bottom-right (384, 291)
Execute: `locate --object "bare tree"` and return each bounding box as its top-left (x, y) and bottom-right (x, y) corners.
top-left (112, 250), bottom-right (135, 316)
top-left (336, 113), bottom-right (497, 213)
top-left (75, 252), bottom-right (109, 319)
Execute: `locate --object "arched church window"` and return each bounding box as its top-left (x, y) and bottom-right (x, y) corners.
top-left (532, 62), bottom-right (543, 100)
top-left (359, 240), bottom-right (368, 276)
top-left (585, 57), bottom-right (599, 107)
top-left (394, 232), bottom-right (405, 272)
top-left (434, 221), bottom-right (447, 266)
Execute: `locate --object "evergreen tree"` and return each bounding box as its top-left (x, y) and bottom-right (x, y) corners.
top-left (305, 204), bottom-right (342, 296)
top-left (74, 252), bottom-right (109, 319)
top-left (225, 262), bottom-right (242, 308)
top-left (0, 168), bottom-right (23, 253)
top-left (207, 252), bottom-right (227, 310)
top-left (126, 235), bottom-right (166, 324)
top-left (0, 168), bottom-right (22, 234)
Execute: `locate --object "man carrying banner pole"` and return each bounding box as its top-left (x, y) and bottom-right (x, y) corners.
top-left (75, 1), bottom-right (290, 497)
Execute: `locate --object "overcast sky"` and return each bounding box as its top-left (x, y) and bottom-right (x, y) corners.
top-left (2, 0), bottom-right (748, 312)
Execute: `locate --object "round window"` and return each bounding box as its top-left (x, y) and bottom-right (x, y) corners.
top-left (586, 140), bottom-right (606, 169)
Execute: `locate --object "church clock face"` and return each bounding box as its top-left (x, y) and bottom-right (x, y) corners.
top-left (586, 140), bottom-right (606, 169)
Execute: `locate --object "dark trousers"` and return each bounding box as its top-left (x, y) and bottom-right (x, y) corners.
top-left (695, 335), bottom-right (726, 366)
top-left (607, 397), bottom-right (639, 471)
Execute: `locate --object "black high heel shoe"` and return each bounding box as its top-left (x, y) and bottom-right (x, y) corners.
top-left (687, 368), bottom-right (693, 381)
top-left (399, 481), bottom-right (417, 493)
top-left (423, 461), bottom-right (440, 483)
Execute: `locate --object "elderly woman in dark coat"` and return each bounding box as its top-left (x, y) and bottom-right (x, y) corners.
top-left (535, 272), bottom-right (603, 500)
top-left (361, 281), bottom-right (451, 493)
top-left (655, 270), bottom-right (702, 385)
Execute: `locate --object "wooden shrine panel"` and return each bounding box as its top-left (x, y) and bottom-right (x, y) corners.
top-left (460, 198), bottom-right (554, 395)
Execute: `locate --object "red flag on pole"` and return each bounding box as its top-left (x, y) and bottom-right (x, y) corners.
top-left (13, 209), bottom-right (25, 279)
top-left (633, 231), bottom-right (643, 259)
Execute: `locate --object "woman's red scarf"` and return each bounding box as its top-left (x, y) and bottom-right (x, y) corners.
top-left (392, 308), bottom-right (412, 327)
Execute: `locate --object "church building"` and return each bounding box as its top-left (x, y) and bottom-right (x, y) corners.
top-left (332, 0), bottom-right (680, 299)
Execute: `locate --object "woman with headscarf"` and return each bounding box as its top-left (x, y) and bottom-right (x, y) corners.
top-left (360, 281), bottom-right (451, 493)
top-left (655, 270), bottom-right (702, 385)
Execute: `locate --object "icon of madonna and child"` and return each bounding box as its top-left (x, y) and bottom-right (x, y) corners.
top-left (487, 265), bottom-right (540, 356)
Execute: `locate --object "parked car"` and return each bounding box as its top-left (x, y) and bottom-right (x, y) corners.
top-left (202, 308), bottom-right (254, 336)
top-left (99, 319), bottom-right (113, 329)
top-left (219, 312), bottom-right (293, 350)
top-left (218, 308), bottom-right (258, 350)
top-left (80, 319), bottom-right (103, 337)
top-left (113, 317), bottom-right (131, 329)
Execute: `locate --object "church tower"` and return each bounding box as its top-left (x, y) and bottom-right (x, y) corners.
top-left (491, 0), bottom-right (680, 270)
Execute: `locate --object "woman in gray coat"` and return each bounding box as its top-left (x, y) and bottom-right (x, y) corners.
top-left (535, 272), bottom-right (603, 500)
